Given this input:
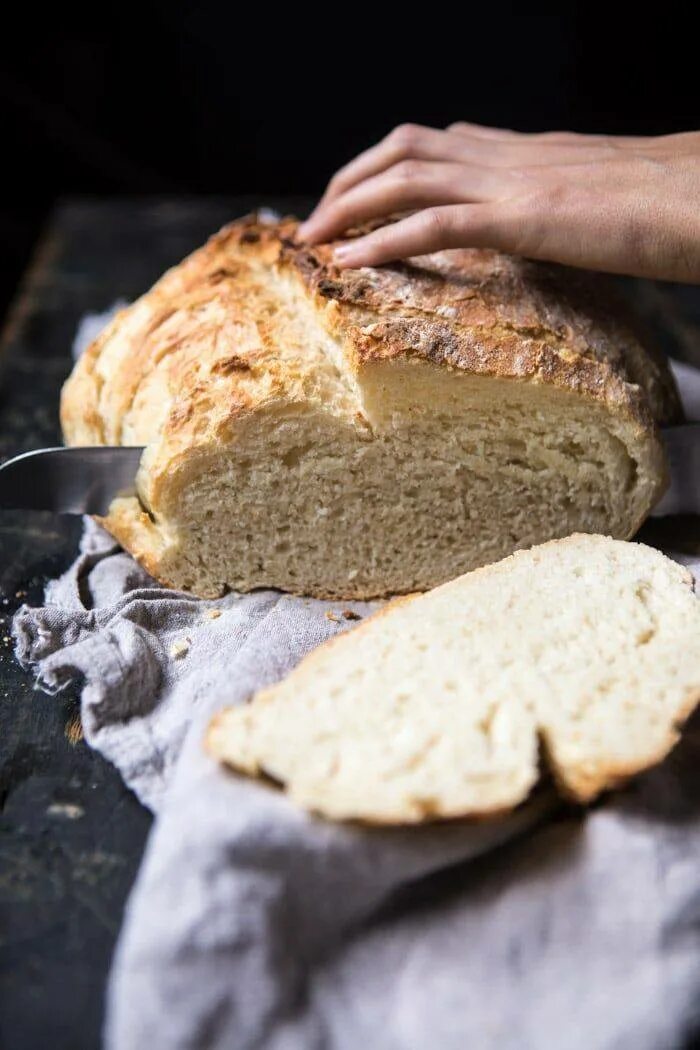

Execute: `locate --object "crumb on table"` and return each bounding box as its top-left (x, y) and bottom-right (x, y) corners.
top-left (47, 802), bottom-right (84, 820)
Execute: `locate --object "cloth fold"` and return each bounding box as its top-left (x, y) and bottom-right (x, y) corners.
top-left (12, 332), bottom-right (700, 1048)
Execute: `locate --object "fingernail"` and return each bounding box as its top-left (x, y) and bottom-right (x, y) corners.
top-left (298, 215), bottom-right (322, 241)
top-left (333, 245), bottom-right (359, 267)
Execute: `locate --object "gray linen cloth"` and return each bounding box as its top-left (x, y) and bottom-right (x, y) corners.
top-left (12, 317), bottom-right (700, 1048)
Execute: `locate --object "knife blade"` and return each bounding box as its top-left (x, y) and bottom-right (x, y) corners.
top-left (0, 428), bottom-right (697, 517)
top-left (0, 446), bottom-right (145, 515)
top-left (655, 424), bottom-right (700, 517)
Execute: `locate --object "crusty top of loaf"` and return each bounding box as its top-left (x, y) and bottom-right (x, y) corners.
top-left (61, 213), bottom-right (680, 461)
top-left (285, 220), bottom-right (679, 426)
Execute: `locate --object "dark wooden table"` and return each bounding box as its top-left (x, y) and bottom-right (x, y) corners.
top-left (0, 199), bottom-right (698, 1050)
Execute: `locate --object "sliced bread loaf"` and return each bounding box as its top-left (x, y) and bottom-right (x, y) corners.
top-left (61, 215), bottom-right (678, 599)
top-left (207, 535), bottom-right (700, 823)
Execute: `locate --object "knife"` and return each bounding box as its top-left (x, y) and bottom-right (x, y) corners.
top-left (0, 429), bottom-right (697, 516)
top-left (654, 424), bottom-right (700, 516)
top-left (0, 446), bottom-right (145, 515)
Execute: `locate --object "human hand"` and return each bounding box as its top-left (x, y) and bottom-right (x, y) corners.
top-left (298, 124), bottom-right (700, 283)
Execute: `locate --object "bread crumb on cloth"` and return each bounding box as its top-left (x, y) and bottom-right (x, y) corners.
top-left (170, 638), bottom-right (191, 659)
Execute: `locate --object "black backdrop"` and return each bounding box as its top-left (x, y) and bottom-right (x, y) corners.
top-left (2, 5), bottom-right (698, 322)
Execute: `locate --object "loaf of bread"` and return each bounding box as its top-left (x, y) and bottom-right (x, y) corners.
top-left (207, 535), bottom-right (700, 823)
top-left (61, 215), bottom-right (679, 599)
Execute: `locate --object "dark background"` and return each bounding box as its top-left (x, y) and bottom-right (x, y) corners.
top-left (2, 7), bottom-right (698, 323)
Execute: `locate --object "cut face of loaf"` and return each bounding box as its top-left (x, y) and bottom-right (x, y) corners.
top-left (60, 216), bottom-right (677, 599)
top-left (207, 536), bottom-right (700, 824)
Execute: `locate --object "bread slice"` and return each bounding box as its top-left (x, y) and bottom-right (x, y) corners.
top-left (60, 215), bottom-right (678, 600)
top-left (207, 535), bottom-right (700, 824)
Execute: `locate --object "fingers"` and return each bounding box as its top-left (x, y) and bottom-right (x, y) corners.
top-left (316, 124), bottom-right (458, 208)
top-left (332, 205), bottom-right (508, 268)
top-left (299, 160), bottom-right (510, 246)
top-left (314, 122), bottom-right (516, 213)
top-left (302, 122), bottom-right (599, 243)
top-left (301, 124), bottom-right (620, 247)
